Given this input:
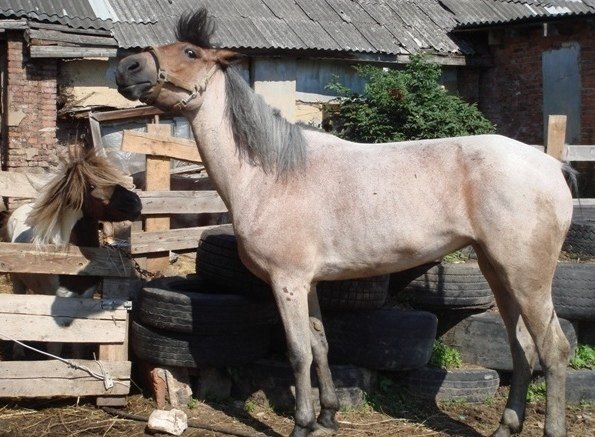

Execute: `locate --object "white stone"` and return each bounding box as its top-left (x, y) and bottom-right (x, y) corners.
top-left (147, 409), bottom-right (188, 436)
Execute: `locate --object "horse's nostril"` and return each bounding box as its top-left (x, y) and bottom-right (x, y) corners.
top-left (127, 60), bottom-right (141, 72)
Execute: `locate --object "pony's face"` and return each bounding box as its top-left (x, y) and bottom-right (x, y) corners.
top-left (83, 183), bottom-right (142, 222)
top-left (116, 42), bottom-right (239, 111)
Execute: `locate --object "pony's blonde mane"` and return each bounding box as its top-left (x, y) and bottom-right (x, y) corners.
top-left (27, 147), bottom-right (132, 246)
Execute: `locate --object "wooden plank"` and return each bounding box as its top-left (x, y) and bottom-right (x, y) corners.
top-left (0, 171), bottom-right (47, 198)
top-left (0, 313), bottom-right (126, 343)
top-left (0, 242), bottom-right (135, 277)
top-left (574, 199), bottom-right (595, 206)
top-left (139, 190), bottom-right (227, 214)
top-left (30, 46), bottom-right (118, 58)
top-left (121, 130), bottom-right (201, 162)
top-left (98, 280), bottom-right (139, 364)
top-left (0, 360), bottom-right (130, 397)
top-left (145, 124), bottom-right (173, 273)
top-left (28, 29), bottom-right (117, 46)
top-left (546, 115), bottom-right (567, 160)
top-left (91, 106), bottom-right (164, 122)
top-left (131, 225), bottom-right (224, 254)
top-left (0, 294), bottom-right (128, 320)
top-left (566, 145), bottom-right (595, 162)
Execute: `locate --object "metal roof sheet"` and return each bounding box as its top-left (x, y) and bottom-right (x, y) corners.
top-left (3, 1), bottom-right (592, 57)
top-left (0, 0), bottom-right (113, 29)
top-left (443, 0), bottom-right (595, 27)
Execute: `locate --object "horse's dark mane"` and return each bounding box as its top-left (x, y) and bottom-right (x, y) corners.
top-left (224, 67), bottom-right (308, 175)
top-left (175, 8), bottom-right (307, 175)
top-left (175, 8), bottom-right (215, 48)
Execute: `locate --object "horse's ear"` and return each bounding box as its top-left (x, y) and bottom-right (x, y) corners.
top-left (215, 49), bottom-right (245, 66)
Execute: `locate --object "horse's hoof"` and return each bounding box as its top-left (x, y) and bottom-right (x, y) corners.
top-left (309, 423), bottom-right (337, 436)
top-left (289, 425), bottom-right (310, 437)
top-left (491, 425), bottom-right (512, 437)
top-left (317, 409), bottom-right (339, 432)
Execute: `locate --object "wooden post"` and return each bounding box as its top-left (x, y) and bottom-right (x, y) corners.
top-left (145, 121), bottom-right (172, 274)
top-left (546, 115), bottom-right (567, 160)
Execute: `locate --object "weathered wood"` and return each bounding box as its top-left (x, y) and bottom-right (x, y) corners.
top-left (0, 360), bottom-right (130, 397)
top-left (0, 294), bottom-right (128, 319)
top-left (0, 242), bottom-right (135, 277)
top-left (145, 124), bottom-right (173, 273)
top-left (131, 225), bottom-right (223, 254)
top-left (566, 145), bottom-right (595, 162)
top-left (98, 280), bottom-right (137, 364)
top-left (139, 190), bottom-right (227, 214)
top-left (546, 115), bottom-right (567, 160)
top-left (92, 106), bottom-right (164, 122)
top-left (0, 295), bottom-right (127, 343)
top-left (121, 130), bottom-right (201, 162)
top-left (30, 46), bottom-right (118, 58)
top-left (28, 29), bottom-right (117, 47)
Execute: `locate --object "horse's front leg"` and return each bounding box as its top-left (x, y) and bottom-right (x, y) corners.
top-left (308, 284), bottom-right (339, 432)
top-left (271, 278), bottom-right (317, 437)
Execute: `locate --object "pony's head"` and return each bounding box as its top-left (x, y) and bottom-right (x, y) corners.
top-left (26, 146), bottom-right (142, 246)
top-left (116, 8), bottom-right (242, 112)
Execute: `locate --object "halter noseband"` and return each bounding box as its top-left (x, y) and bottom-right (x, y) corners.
top-left (144, 46), bottom-right (218, 111)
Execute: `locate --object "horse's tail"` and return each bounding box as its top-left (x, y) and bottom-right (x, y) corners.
top-left (561, 162), bottom-right (579, 196)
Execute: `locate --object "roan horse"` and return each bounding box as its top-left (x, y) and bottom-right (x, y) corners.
top-left (116, 9), bottom-right (575, 437)
top-left (3, 146), bottom-right (142, 356)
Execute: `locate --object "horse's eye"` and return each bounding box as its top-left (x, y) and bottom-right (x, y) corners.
top-left (185, 48), bottom-right (197, 59)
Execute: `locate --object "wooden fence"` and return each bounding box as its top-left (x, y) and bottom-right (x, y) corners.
top-left (0, 113), bottom-right (591, 402)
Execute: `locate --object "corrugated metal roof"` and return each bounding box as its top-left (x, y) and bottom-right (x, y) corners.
top-left (108, 0), bottom-right (469, 56)
top-left (2, 1), bottom-right (593, 57)
top-left (0, 0), bottom-right (113, 29)
top-left (443, 0), bottom-right (595, 28)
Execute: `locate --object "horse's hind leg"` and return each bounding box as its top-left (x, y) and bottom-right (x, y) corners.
top-left (308, 284), bottom-right (339, 431)
top-left (475, 246), bottom-right (569, 437)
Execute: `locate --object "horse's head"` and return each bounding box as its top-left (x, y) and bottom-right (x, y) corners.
top-left (25, 147), bottom-right (142, 246)
top-left (115, 8), bottom-right (241, 112)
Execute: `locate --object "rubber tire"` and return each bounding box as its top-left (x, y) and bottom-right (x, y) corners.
top-left (196, 225), bottom-right (272, 300)
top-left (137, 276), bottom-right (278, 333)
top-left (401, 366), bottom-right (500, 403)
top-left (317, 275), bottom-right (389, 310)
top-left (565, 369), bottom-right (595, 403)
top-left (563, 219), bottom-right (595, 257)
top-left (440, 312), bottom-right (577, 372)
top-left (397, 261), bottom-right (494, 310)
top-left (324, 309), bottom-right (437, 371)
top-left (131, 320), bottom-right (271, 368)
top-left (197, 226), bottom-right (390, 310)
top-left (552, 262), bottom-right (595, 321)
top-left (232, 358), bottom-right (376, 411)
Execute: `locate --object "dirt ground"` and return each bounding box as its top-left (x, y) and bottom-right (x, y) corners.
top-left (0, 386), bottom-right (593, 437)
top-left (0, 254), bottom-right (593, 436)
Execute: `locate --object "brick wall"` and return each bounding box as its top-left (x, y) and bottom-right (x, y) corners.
top-left (475, 19), bottom-right (595, 146)
top-left (3, 33), bottom-right (59, 172)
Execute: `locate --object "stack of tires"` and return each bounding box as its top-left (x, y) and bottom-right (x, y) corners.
top-left (391, 220), bottom-right (595, 404)
top-left (390, 258), bottom-right (501, 403)
top-left (191, 226), bottom-right (438, 408)
top-left (131, 275), bottom-right (279, 369)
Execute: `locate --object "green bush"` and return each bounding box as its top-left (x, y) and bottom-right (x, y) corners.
top-left (325, 55), bottom-right (495, 142)
top-left (430, 340), bottom-right (462, 369)
top-left (569, 344), bottom-right (595, 370)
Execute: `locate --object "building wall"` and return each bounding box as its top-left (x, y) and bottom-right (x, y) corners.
top-left (476, 20), bottom-right (595, 146)
top-left (3, 33), bottom-right (59, 173)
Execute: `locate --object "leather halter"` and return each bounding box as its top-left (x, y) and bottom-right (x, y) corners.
top-left (144, 46), bottom-right (218, 111)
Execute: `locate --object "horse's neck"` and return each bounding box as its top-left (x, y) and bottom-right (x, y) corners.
top-left (187, 75), bottom-right (260, 210)
top-left (68, 216), bottom-right (100, 247)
